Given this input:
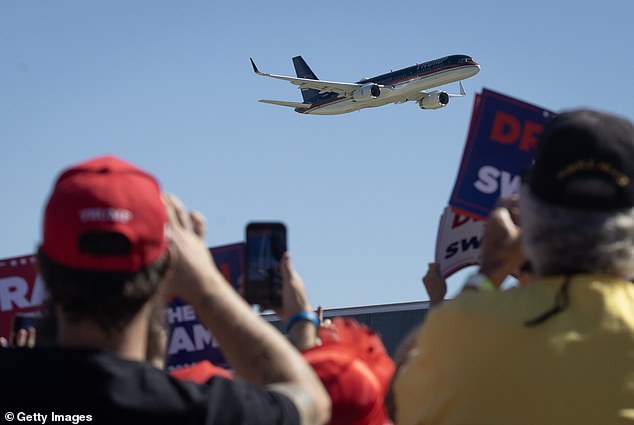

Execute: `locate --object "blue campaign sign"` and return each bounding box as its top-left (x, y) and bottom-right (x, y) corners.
top-left (165, 242), bottom-right (244, 371)
top-left (449, 88), bottom-right (555, 219)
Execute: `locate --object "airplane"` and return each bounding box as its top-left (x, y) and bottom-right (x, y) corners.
top-left (250, 54), bottom-right (480, 115)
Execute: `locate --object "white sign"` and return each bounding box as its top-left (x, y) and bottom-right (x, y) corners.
top-left (434, 206), bottom-right (485, 278)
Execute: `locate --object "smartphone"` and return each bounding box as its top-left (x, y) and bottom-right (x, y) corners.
top-left (11, 312), bottom-right (43, 346)
top-left (244, 222), bottom-right (287, 309)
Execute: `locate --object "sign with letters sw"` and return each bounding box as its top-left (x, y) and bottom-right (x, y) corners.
top-left (449, 88), bottom-right (555, 219)
top-left (434, 206), bottom-right (485, 278)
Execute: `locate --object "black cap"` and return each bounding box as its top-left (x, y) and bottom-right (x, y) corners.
top-left (527, 109), bottom-right (634, 210)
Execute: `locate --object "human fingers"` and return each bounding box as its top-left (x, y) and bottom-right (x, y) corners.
top-left (26, 326), bottom-right (37, 348)
top-left (422, 262), bottom-right (445, 285)
top-left (422, 262), bottom-right (447, 305)
top-left (162, 193), bottom-right (190, 230)
top-left (283, 253), bottom-right (309, 298)
top-left (280, 251), bottom-right (291, 282)
top-left (427, 262), bottom-right (440, 278)
top-left (14, 328), bottom-right (27, 347)
top-left (490, 206), bottom-right (521, 240)
top-left (506, 195), bottom-right (521, 225)
top-left (422, 263), bottom-right (434, 285)
top-left (480, 205), bottom-right (525, 287)
top-left (494, 196), bottom-right (520, 224)
top-left (275, 253), bottom-right (294, 319)
top-left (494, 195), bottom-right (518, 209)
top-left (277, 252), bottom-right (312, 323)
top-left (161, 194), bottom-right (221, 302)
top-left (190, 211), bottom-right (206, 238)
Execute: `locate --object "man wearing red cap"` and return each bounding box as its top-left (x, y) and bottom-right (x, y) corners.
top-left (0, 155), bottom-right (330, 424)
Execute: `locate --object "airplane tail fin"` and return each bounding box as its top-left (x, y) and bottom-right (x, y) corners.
top-left (292, 56), bottom-right (320, 103)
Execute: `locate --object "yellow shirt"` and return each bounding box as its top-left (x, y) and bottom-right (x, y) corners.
top-left (395, 274), bottom-right (634, 425)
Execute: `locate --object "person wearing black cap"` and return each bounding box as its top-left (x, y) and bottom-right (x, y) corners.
top-left (393, 109), bottom-right (634, 425)
top-left (0, 155), bottom-right (330, 425)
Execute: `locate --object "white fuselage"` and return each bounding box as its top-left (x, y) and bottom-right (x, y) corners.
top-left (305, 63), bottom-right (480, 115)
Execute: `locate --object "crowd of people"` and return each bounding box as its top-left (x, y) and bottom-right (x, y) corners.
top-left (2, 107), bottom-right (634, 424)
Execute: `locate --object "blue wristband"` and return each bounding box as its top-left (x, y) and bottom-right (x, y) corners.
top-left (285, 310), bottom-right (320, 334)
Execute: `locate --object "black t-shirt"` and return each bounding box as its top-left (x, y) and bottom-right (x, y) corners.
top-left (0, 347), bottom-right (300, 425)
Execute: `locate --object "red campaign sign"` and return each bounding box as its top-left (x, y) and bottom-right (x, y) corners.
top-left (0, 255), bottom-right (47, 340)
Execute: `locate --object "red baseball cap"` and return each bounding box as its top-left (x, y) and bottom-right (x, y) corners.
top-left (302, 318), bottom-right (396, 425)
top-left (42, 155), bottom-right (168, 272)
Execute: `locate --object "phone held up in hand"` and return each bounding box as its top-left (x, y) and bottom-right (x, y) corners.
top-left (244, 222), bottom-right (287, 309)
top-left (11, 312), bottom-right (43, 346)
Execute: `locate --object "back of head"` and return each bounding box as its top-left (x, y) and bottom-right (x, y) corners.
top-left (39, 155), bottom-right (169, 332)
top-left (522, 109), bottom-right (634, 277)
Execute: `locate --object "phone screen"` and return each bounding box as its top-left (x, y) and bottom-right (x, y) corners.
top-left (244, 222), bottom-right (287, 308)
top-left (11, 313), bottom-right (43, 346)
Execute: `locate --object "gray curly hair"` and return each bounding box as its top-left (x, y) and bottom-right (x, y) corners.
top-left (520, 185), bottom-right (634, 279)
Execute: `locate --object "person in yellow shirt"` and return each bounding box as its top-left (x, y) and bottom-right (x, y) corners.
top-left (394, 109), bottom-right (634, 425)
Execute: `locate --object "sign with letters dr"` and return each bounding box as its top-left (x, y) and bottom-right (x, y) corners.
top-left (449, 88), bottom-right (555, 219)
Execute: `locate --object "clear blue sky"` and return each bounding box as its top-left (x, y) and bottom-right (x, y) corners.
top-left (2, 1), bottom-right (633, 309)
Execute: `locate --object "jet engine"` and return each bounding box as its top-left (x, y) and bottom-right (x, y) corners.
top-left (352, 83), bottom-right (381, 102)
top-left (418, 91), bottom-right (450, 109)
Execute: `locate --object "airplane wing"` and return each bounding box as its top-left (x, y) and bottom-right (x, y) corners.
top-left (410, 82), bottom-right (467, 103)
top-left (390, 82), bottom-right (467, 106)
top-left (258, 99), bottom-right (311, 109)
top-left (251, 58), bottom-right (375, 97)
